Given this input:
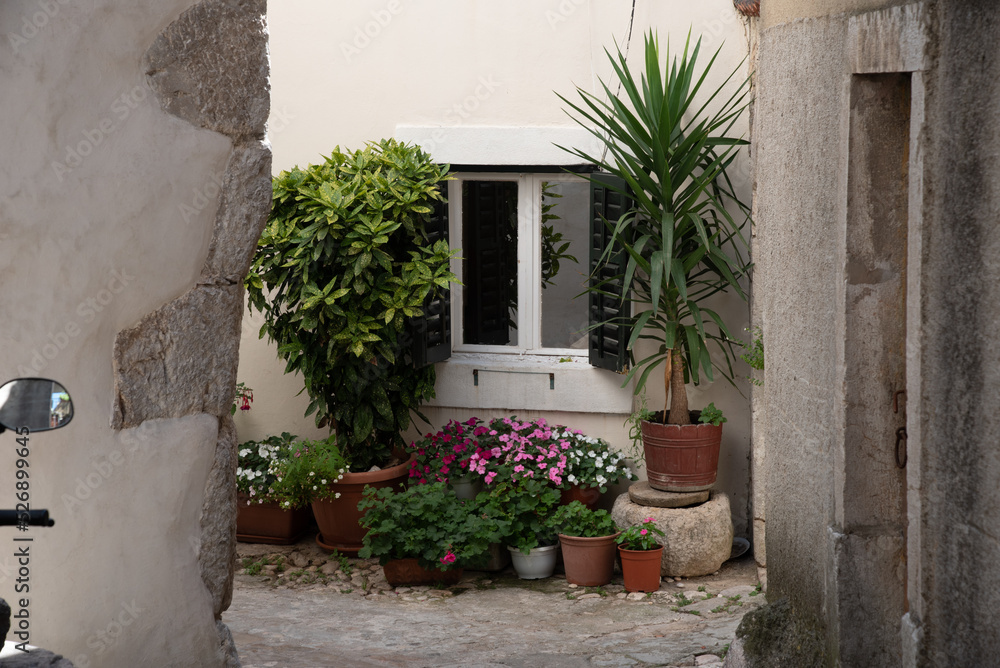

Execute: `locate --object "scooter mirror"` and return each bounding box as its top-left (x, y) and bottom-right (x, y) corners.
top-left (0, 378), bottom-right (73, 432)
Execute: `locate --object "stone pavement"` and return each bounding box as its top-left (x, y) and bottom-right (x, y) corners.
top-left (223, 532), bottom-right (762, 667)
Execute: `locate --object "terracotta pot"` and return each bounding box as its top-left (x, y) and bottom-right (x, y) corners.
top-left (236, 495), bottom-right (312, 545)
top-left (559, 484), bottom-right (602, 510)
top-left (641, 411), bottom-right (722, 492)
top-left (558, 532), bottom-right (620, 586)
top-left (312, 454), bottom-right (413, 555)
top-left (382, 558), bottom-right (463, 587)
top-left (619, 546), bottom-right (664, 593)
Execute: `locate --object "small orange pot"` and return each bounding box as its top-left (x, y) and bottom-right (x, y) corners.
top-left (619, 546), bottom-right (664, 593)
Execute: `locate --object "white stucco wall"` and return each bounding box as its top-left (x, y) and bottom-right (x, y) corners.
top-left (0, 2), bottom-right (235, 664)
top-left (244, 0), bottom-right (755, 533)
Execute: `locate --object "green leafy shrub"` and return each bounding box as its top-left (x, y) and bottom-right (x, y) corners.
top-left (358, 482), bottom-right (502, 571)
top-left (478, 478), bottom-right (562, 554)
top-left (246, 139), bottom-right (456, 471)
top-left (270, 436), bottom-right (348, 509)
top-left (550, 501), bottom-right (618, 538)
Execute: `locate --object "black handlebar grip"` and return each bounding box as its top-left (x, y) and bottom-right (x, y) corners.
top-left (0, 510), bottom-right (54, 527)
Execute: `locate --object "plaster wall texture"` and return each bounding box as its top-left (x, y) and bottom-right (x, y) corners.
top-left (761, 0), bottom-right (914, 29)
top-left (244, 0), bottom-right (756, 537)
top-left (0, 0), bottom-right (269, 665)
top-left (914, 2), bottom-right (1000, 663)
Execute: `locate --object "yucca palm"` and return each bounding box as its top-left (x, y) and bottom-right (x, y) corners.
top-left (559, 31), bottom-right (751, 425)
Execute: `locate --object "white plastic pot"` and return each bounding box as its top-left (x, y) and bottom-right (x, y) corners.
top-left (507, 544), bottom-right (559, 579)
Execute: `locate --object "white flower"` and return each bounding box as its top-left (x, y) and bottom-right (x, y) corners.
top-left (587, 450), bottom-right (596, 458)
top-left (335, 492), bottom-right (342, 499)
top-left (312, 485), bottom-right (318, 491)
top-left (239, 449), bottom-right (250, 457)
top-left (606, 465), bottom-right (616, 473)
top-left (596, 475), bottom-right (607, 486)
top-left (309, 471), bottom-right (315, 476)
top-left (567, 474), bottom-right (577, 483)
top-left (321, 479), bottom-right (327, 485)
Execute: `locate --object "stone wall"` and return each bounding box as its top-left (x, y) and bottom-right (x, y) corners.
top-left (0, 0), bottom-right (269, 665)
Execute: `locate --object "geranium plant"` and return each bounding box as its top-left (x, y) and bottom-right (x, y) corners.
top-left (465, 416), bottom-right (634, 492)
top-left (550, 501), bottom-right (619, 538)
top-left (236, 432), bottom-right (296, 505)
top-left (616, 517), bottom-right (666, 551)
top-left (406, 418), bottom-right (493, 485)
top-left (269, 436), bottom-right (348, 509)
top-left (358, 482), bottom-right (502, 571)
top-left (479, 478), bottom-right (561, 554)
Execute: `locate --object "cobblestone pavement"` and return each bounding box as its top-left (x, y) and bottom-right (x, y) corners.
top-left (223, 533), bottom-right (762, 668)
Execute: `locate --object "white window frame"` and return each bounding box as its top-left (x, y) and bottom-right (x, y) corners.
top-left (446, 171), bottom-right (590, 358)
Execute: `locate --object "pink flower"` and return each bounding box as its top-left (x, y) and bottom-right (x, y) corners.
top-left (440, 551), bottom-right (457, 565)
top-left (513, 465), bottom-right (525, 473)
top-left (485, 472), bottom-right (497, 484)
top-left (640, 529), bottom-right (648, 536)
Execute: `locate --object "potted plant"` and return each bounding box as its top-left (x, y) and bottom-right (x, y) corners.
top-left (235, 432), bottom-right (312, 544)
top-left (479, 478), bottom-right (562, 579)
top-left (616, 517), bottom-right (666, 593)
top-left (559, 31), bottom-right (752, 492)
top-left (550, 501), bottom-right (620, 587)
top-left (406, 418), bottom-right (494, 499)
top-left (246, 139), bottom-right (457, 545)
top-left (557, 427), bottom-right (636, 508)
top-left (358, 482), bottom-right (501, 586)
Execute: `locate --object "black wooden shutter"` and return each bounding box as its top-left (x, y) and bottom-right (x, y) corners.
top-left (462, 181), bottom-right (516, 345)
top-left (410, 186), bottom-right (452, 367)
top-left (589, 173), bottom-right (631, 372)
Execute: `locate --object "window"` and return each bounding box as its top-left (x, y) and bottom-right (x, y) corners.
top-left (408, 170), bottom-right (631, 375)
top-left (449, 172), bottom-right (591, 355)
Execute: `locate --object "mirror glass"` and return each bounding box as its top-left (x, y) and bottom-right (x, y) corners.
top-left (0, 378), bottom-right (74, 432)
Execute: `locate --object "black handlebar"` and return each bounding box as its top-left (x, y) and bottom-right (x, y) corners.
top-left (0, 510), bottom-right (54, 527)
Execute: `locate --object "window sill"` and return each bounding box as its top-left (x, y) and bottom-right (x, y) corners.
top-left (428, 353), bottom-right (634, 414)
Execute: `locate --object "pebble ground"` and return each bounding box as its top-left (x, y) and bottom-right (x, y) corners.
top-left (223, 532), bottom-right (763, 667)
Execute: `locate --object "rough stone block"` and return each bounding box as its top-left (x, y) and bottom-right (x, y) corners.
top-left (144, 0), bottom-right (269, 140)
top-left (199, 414), bottom-right (238, 617)
top-left (111, 284), bottom-right (243, 429)
top-left (201, 140), bottom-right (272, 284)
top-left (628, 481), bottom-right (710, 508)
top-left (612, 491), bottom-right (734, 577)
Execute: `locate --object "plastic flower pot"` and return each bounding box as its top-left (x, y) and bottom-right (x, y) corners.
top-left (450, 475), bottom-right (484, 500)
top-left (558, 532), bottom-right (620, 586)
top-left (507, 544), bottom-right (559, 579)
top-left (619, 546), bottom-right (664, 592)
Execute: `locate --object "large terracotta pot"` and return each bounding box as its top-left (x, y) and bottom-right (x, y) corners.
top-left (559, 484), bottom-right (601, 510)
top-left (382, 558), bottom-right (463, 587)
top-left (641, 411), bottom-right (722, 492)
top-left (619, 546), bottom-right (664, 593)
top-left (312, 455), bottom-right (413, 555)
top-left (236, 495), bottom-right (312, 545)
top-left (558, 532), bottom-right (620, 586)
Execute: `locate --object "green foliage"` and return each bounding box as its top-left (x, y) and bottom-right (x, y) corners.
top-left (559, 31), bottom-right (752, 412)
top-left (549, 501), bottom-right (618, 538)
top-left (540, 181), bottom-right (579, 288)
top-left (246, 139), bottom-right (457, 471)
top-left (625, 392), bottom-right (656, 462)
top-left (615, 516), bottom-right (666, 551)
top-left (738, 326), bottom-right (764, 386)
top-left (358, 482), bottom-right (502, 571)
top-left (698, 402), bottom-right (727, 426)
top-left (479, 478), bottom-right (562, 554)
top-left (269, 436), bottom-right (348, 509)
top-left (236, 432), bottom-right (298, 503)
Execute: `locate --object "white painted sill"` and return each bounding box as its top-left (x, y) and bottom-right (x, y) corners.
top-left (427, 353), bottom-right (634, 415)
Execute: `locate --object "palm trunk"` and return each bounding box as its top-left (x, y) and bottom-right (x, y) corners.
top-left (668, 348), bottom-right (690, 425)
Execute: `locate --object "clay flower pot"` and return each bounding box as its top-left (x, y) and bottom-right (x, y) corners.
top-left (641, 412), bottom-right (722, 492)
top-left (382, 558), bottom-right (463, 587)
top-left (558, 532), bottom-right (620, 586)
top-left (313, 455), bottom-right (413, 554)
top-left (559, 484), bottom-right (602, 510)
top-left (619, 546), bottom-right (664, 593)
top-left (236, 494), bottom-right (312, 545)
